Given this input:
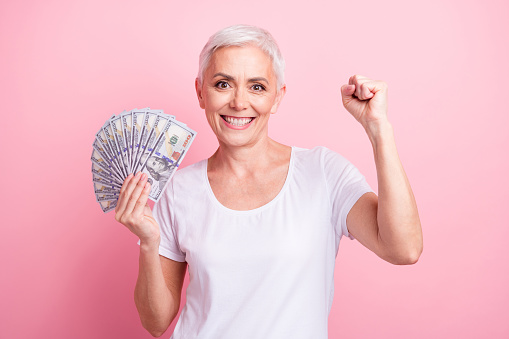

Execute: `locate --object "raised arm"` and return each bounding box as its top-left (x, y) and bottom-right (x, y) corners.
top-left (340, 75), bottom-right (423, 265)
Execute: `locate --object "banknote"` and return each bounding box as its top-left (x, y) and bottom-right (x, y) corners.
top-left (131, 108), bottom-right (148, 172)
top-left (110, 114), bottom-right (131, 175)
top-left (92, 173), bottom-right (122, 187)
top-left (120, 111), bottom-right (133, 171)
top-left (101, 122), bottom-right (125, 178)
top-left (95, 125), bottom-right (123, 176)
top-left (92, 139), bottom-right (123, 181)
top-left (91, 149), bottom-right (124, 182)
top-left (94, 181), bottom-right (120, 194)
top-left (99, 199), bottom-right (117, 213)
top-left (92, 109), bottom-right (196, 212)
top-left (95, 192), bottom-right (120, 202)
top-left (139, 120), bottom-right (196, 202)
top-left (91, 163), bottom-right (123, 186)
top-left (133, 113), bottom-right (174, 174)
top-left (132, 111), bottom-right (159, 175)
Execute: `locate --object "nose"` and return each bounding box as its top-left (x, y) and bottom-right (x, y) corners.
top-left (230, 87), bottom-right (249, 111)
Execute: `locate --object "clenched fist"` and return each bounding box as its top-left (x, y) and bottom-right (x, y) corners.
top-left (340, 75), bottom-right (389, 131)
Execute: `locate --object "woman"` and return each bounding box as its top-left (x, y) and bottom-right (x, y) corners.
top-left (114, 24), bottom-right (422, 338)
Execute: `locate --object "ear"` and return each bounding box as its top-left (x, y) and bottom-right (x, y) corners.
top-left (195, 78), bottom-right (205, 109)
top-left (270, 85), bottom-right (287, 114)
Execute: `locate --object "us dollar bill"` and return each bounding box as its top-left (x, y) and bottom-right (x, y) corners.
top-left (95, 192), bottom-right (119, 202)
top-left (101, 119), bottom-right (126, 178)
top-left (131, 108), bottom-right (148, 172)
top-left (120, 110), bottom-right (133, 171)
top-left (103, 121), bottom-right (128, 178)
top-left (92, 139), bottom-right (123, 181)
top-left (99, 199), bottom-right (117, 213)
top-left (110, 114), bottom-right (131, 175)
top-left (93, 181), bottom-right (120, 194)
top-left (91, 149), bottom-right (123, 182)
top-left (133, 113), bottom-right (174, 174)
top-left (139, 120), bottom-right (196, 202)
top-left (95, 124), bottom-right (123, 177)
top-left (91, 163), bottom-right (123, 186)
top-left (132, 111), bottom-right (159, 174)
top-left (92, 173), bottom-right (122, 187)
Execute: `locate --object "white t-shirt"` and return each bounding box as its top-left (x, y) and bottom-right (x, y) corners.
top-left (145, 146), bottom-right (373, 339)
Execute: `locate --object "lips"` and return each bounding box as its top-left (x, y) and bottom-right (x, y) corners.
top-left (220, 115), bottom-right (255, 127)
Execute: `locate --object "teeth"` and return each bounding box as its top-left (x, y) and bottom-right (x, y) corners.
top-left (223, 116), bottom-right (253, 126)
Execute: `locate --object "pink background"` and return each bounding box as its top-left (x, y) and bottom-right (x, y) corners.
top-left (1, 0), bottom-right (508, 338)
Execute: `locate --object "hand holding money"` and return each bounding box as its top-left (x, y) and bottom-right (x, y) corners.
top-left (91, 108), bottom-right (196, 213)
top-left (114, 172), bottom-right (160, 244)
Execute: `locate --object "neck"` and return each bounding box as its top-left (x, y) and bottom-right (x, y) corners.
top-left (209, 137), bottom-right (286, 177)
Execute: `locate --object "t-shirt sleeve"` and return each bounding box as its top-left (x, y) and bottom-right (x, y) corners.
top-left (321, 147), bottom-right (374, 240)
top-left (136, 179), bottom-right (186, 262)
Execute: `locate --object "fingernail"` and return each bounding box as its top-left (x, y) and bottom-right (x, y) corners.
top-left (142, 173), bottom-right (147, 180)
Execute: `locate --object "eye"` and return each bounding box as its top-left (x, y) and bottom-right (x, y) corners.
top-left (251, 84), bottom-right (266, 91)
top-left (215, 81), bottom-right (230, 89)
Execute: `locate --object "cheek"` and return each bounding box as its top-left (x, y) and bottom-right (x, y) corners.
top-left (252, 95), bottom-right (277, 114)
top-left (204, 89), bottom-right (229, 109)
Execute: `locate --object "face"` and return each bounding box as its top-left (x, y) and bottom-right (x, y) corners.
top-left (147, 157), bottom-right (166, 173)
top-left (196, 45), bottom-right (286, 148)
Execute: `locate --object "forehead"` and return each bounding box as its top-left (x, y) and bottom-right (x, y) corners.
top-left (206, 45), bottom-right (275, 80)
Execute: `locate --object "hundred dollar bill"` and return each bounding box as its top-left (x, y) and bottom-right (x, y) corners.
top-left (95, 192), bottom-right (119, 202)
top-left (92, 139), bottom-right (123, 181)
top-left (132, 111), bottom-right (159, 174)
top-left (131, 108), bottom-right (148, 172)
top-left (120, 110), bottom-right (133, 171)
top-left (99, 199), bottom-right (117, 213)
top-left (91, 163), bottom-right (123, 186)
top-left (98, 120), bottom-right (125, 178)
top-left (95, 123), bottom-right (123, 177)
top-left (133, 113), bottom-right (174, 174)
top-left (91, 149), bottom-right (123, 182)
top-left (139, 120), bottom-right (196, 202)
top-left (110, 113), bottom-right (131, 175)
top-left (92, 173), bottom-right (122, 187)
top-left (93, 181), bottom-right (120, 194)
top-left (103, 120), bottom-right (128, 178)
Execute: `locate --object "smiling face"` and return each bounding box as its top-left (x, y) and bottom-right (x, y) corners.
top-left (196, 45), bottom-right (286, 148)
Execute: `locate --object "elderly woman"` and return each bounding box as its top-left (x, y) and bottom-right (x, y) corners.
top-left (114, 25), bottom-right (422, 338)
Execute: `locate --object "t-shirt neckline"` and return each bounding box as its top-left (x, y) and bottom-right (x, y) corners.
top-left (203, 146), bottom-right (296, 215)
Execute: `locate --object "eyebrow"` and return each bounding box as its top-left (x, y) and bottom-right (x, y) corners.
top-left (212, 73), bottom-right (269, 84)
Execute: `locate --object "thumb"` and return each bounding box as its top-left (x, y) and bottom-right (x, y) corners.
top-left (341, 84), bottom-right (356, 105)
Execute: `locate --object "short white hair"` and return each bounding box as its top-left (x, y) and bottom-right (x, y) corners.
top-left (197, 24), bottom-right (286, 90)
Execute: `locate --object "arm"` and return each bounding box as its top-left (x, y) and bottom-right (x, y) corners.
top-left (341, 75), bottom-right (423, 265)
top-left (134, 241), bottom-right (187, 337)
top-left (115, 173), bottom-right (187, 336)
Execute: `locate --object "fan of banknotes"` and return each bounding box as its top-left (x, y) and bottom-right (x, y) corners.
top-left (91, 108), bottom-right (196, 213)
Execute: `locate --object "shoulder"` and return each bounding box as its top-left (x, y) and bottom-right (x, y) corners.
top-left (172, 159), bottom-right (207, 186)
top-left (293, 146), bottom-right (351, 171)
top-left (157, 159), bottom-right (207, 203)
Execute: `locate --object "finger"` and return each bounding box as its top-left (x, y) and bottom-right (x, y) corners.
top-left (340, 84), bottom-right (356, 106)
top-left (359, 80), bottom-right (387, 100)
top-left (115, 172), bottom-right (140, 218)
top-left (115, 173), bottom-right (133, 215)
top-left (132, 181), bottom-right (151, 218)
top-left (357, 82), bottom-right (375, 100)
top-left (349, 74), bottom-right (368, 86)
top-left (123, 173), bottom-right (148, 216)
